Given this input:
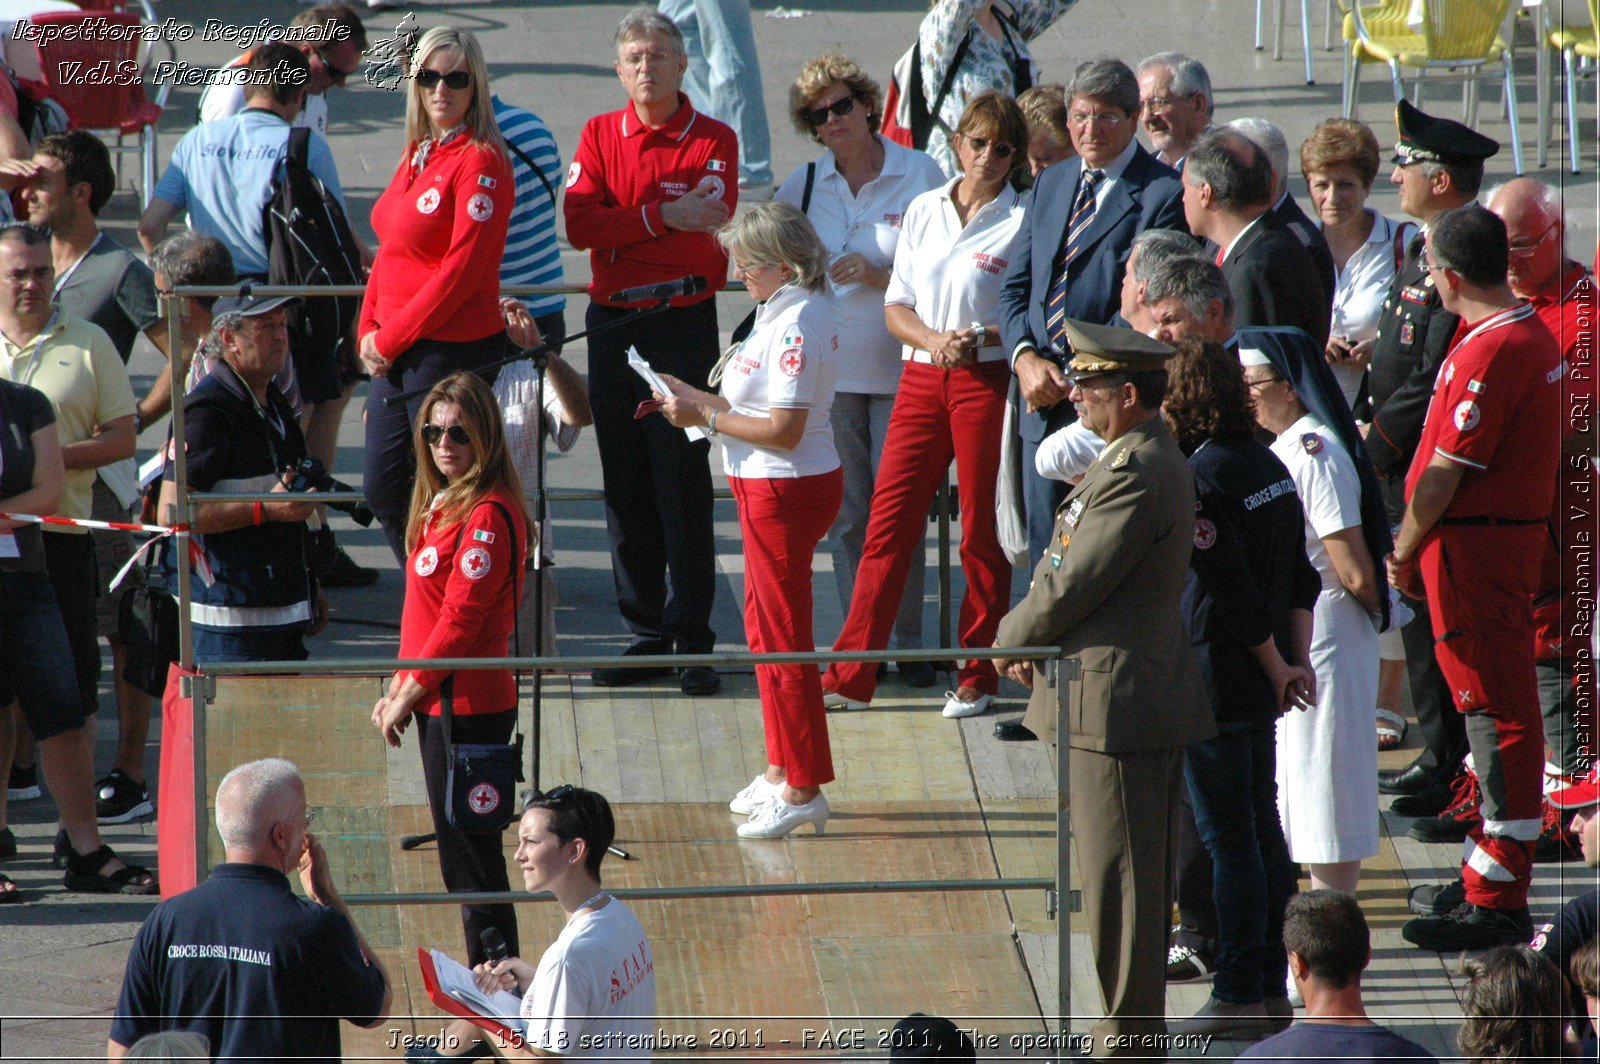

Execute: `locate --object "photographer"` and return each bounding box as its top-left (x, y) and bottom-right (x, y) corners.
top-left (157, 294), bottom-right (327, 664)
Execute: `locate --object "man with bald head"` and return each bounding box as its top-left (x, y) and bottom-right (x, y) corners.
top-left (109, 758), bottom-right (390, 1062)
top-left (1487, 177), bottom-right (1597, 792)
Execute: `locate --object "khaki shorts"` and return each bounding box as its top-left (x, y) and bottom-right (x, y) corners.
top-left (90, 477), bottom-right (136, 640)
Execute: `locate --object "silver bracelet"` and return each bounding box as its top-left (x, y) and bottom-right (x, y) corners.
top-left (706, 409), bottom-right (719, 436)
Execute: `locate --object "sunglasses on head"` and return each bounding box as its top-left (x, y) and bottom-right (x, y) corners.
top-left (422, 423), bottom-right (471, 446)
top-left (803, 95), bottom-right (857, 127)
top-left (962, 135), bottom-right (1015, 159)
top-left (416, 68), bottom-right (472, 91)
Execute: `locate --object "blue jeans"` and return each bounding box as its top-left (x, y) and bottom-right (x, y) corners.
top-left (1183, 720), bottom-right (1295, 1004)
top-left (193, 625), bottom-right (309, 665)
top-left (0, 570), bottom-right (89, 740)
top-left (657, 0), bottom-right (772, 186)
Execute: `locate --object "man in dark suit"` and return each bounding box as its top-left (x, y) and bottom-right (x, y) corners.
top-left (998, 58), bottom-right (1187, 564)
top-left (1183, 128), bottom-right (1330, 349)
top-left (1229, 116), bottom-right (1337, 306)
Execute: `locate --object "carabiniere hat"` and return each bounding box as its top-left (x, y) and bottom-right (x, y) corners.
top-left (1062, 318), bottom-right (1176, 381)
top-left (212, 291), bottom-right (300, 318)
top-left (1392, 98), bottom-right (1498, 168)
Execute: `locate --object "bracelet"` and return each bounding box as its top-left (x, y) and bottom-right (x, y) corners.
top-left (706, 410), bottom-right (719, 436)
top-left (253, 501), bottom-right (265, 526)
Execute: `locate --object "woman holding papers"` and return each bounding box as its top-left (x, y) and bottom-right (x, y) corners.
top-left (653, 202), bottom-right (841, 840)
top-left (413, 788), bottom-right (655, 1062)
top-left (372, 372), bottom-right (528, 968)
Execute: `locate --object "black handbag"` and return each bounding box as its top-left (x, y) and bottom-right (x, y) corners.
top-left (441, 501), bottom-right (525, 834)
top-left (119, 557), bottom-right (179, 698)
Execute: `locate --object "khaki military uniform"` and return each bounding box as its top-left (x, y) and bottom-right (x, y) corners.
top-left (996, 415), bottom-right (1214, 1057)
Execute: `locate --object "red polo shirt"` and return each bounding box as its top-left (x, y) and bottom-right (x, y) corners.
top-left (1529, 265), bottom-right (1598, 659)
top-left (360, 135), bottom-right (513, 360)
top-left (564, 94), bottom-right (736, 308)
top-left (1405, 302), bottom-right (1561, 521)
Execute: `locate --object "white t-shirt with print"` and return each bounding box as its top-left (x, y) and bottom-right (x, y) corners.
top-left (885, 178), bottom-right (1025, 365)
top-left (717, 284), bottom-right (840, 480)
top-left (775, 136), bottom-right (945, 395)
top-left (519, 899), bottom-right (656, 1058)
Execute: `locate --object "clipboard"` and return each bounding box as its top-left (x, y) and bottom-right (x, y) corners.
top-left (416, 946), bottom-right (526, 1049)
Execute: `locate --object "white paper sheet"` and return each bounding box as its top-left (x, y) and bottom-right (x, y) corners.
top-left (628, 346), bottom-right (708, 441)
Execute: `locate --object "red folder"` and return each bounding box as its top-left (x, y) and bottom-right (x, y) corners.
top-left (416, 947), bottom-right (526, 1049)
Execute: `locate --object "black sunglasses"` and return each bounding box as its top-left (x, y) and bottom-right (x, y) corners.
top-left (422, 423), bottom-right (471, 447)
top-left (416, 68), bottom-right (472, 91)
top-left (317, 48), bottom-right (358, 88)
top-left (963, 135), bottom-right (1015, 160)
top-left (803, 95), bottom-right (857, 127)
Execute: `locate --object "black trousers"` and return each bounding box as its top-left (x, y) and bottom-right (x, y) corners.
top-left (587, 299), bottom-right (718, 654)
top-left (43, 531), bottom-right (99, 717)
top-left (1382, 475), bottom-right (1468, 780)
top-left (416, 707), bottom-right (519, 966)
top-left (364, 333), bottom-right (509, 563)
top-left (1173, 777), bottom-right (1217, 950)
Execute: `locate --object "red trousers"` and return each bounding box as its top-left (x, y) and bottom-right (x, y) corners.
top-left (823, 360), bottom-right (1012, 702)
top-left (731, 469), bottom-right (842, 788)
top-left (1421, 524), bottom-right (1546, 909)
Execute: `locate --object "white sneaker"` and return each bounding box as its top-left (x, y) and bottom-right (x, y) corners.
top-left (941, 690), bottom-right (993, 719)
top-left (737, 793), bottom-right (829, 838)
top-left (729, 774), bottom-right (784, 816)
top-left (823, 690), bottom-right (868, 711)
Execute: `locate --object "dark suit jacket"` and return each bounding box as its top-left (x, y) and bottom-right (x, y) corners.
top-left (1219, 214), bottom-right (1331, 349)
top-left (1273, 193), bottom-right (1336, 313)
top-left (1367, 233), bottom-right (1459, 484)
top-left (999, 144), bottom-right (1187, 442)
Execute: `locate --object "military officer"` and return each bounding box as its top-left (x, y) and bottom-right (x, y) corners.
top-left (993, 320), bottom-right (1215, 1059)
top-left (1364, 101), bottom-right (1498, 820)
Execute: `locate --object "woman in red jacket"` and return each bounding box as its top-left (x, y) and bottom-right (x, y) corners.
top-left (372, 372), bottom-right (528, 966)
top-left (360, 26), bottom-right (515, 562)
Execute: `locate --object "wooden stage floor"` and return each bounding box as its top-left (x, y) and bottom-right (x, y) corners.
top-left (199, 672), bottom-right (1597, 1060)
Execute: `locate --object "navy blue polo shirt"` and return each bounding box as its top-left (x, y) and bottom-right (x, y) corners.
top-left (1533, 887), bottom-right (1598, 1041)
top-left (110, 863), bottom-right (386, 1062)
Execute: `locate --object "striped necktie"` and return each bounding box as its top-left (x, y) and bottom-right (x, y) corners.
top-left (1046, 169), bottom-right (1103, 350)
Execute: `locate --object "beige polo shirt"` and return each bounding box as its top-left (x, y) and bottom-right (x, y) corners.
top-left (0, 313), bottom-right (135, 524)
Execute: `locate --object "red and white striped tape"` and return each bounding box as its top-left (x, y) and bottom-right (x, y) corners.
top-left (0, 512), bottom-right (212, 589)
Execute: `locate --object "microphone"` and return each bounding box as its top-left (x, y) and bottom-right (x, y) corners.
top-left (608, 275), bottom-right (708, 304)
top-left (481, 926), bottom-right (509, 967)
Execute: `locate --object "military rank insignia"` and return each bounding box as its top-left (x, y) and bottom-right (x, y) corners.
top-left (1301, 433), bottom-right (1323, 454)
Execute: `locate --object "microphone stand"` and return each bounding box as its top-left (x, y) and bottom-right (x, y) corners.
top-left (398, 303), bottom-right (668, 862)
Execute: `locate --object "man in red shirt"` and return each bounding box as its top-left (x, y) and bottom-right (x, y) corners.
top-left (563, 8), bottom-right (737, 696)
top-left (1388, 204), bottom-right (1563, 952)
top-left (1487, 179), bottom-right (1597, 796)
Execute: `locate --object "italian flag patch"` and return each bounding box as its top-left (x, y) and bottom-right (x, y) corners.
top-left (473, 529), bottom-right (496, 544)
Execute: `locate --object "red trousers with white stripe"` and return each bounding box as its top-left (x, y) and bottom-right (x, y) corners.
top-left (1421, 524), bottom-right (1546, 909)
top-left (731, 469), bottom-right (842, 788)
top-left (822, 359), bottom-right (1012, 702)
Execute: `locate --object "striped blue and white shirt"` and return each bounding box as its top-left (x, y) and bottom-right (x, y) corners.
top-left (492, 96), bottom-right (567, 317)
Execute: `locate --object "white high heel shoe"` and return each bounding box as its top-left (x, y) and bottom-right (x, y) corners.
top-left (941, 689), bottom-right (993, 719)
top-left (737, 792), bottom-right (830, 838)
top-left (729, 774), bottom-right (784, 816)
top-left (823, 690), bottom-right (868, 711)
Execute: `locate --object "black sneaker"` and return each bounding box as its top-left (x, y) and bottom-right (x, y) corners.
top-left (1401, 902), bottom-right (1534, 952)
top-left (316, 538), bottom-right (379, 588)
top-left (1407, 773), bottom-right (1481, 843)
top-left (1389, 775), bottom-right (1461, 818)
top-left (6, 762), bottom-right (40, 801)
top-left (678, 666), bottom-right (721, 697)
top-left (1407, 878), bottom-right (1466, 916)
top-left (96, 770), bottom-right (153, 824)
top-left (897, 660), bottom-right (938, 688)
top-left (1166, 941), bottom-right (1215, 981)
top-left (591, 645), bottom-right (674, 688)
top-left (1534, 799), bottom-right (1584, 863)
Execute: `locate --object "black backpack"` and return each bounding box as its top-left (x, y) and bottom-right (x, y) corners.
top-left (264, 127), bottom-right (362, 375)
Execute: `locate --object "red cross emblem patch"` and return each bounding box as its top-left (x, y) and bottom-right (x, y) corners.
top-left (467, 782), bottom-right (500, 814)
top-left (459, 546), bottom-right (492, 580)
top-left (778, 347), bottom-right (805, 377)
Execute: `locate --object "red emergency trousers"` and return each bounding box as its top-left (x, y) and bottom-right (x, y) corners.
top-left (730, 469), bottom-right (842, 788)
top-left (1421, 522), bottom-right (1546, 909)
top-left (822, 359), bottom-right (1012, 702)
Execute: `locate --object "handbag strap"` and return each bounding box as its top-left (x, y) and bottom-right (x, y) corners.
top-left (440, 499), bottom-right (525, 749)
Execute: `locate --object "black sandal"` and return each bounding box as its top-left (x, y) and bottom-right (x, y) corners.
top-left (0, 826), bottom-right (15, 861)
top-left (63, 845), bottom-right (158, 895)
top-left (0, 872), bottom-right (19, 903)
top-left (52, 828), bottom-right (73, 869)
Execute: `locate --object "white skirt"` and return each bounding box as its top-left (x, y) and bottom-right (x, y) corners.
top-left (1277, 584), bottom-right (1381, 864)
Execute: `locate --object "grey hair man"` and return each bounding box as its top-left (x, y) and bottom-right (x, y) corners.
top-left (1144, 254), bottom-right (1235, 347)
top-left (1137, 52), bottom-right (1213, 170)
top-left (1229, 116), bottom-right (1336, 303)
top-left (1121, 227), bottom-right (1201, 332)
top-left (109, 758), bottom-right (390, 1062)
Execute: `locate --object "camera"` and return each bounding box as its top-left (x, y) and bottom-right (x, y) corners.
top-left (286, 456), bottom-right (375, 527)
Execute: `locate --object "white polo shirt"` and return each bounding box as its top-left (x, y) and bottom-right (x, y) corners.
top-left (885, 178), bottom-right (1026, 365)
top-left (718, 284), bottom-right (839, 479)
top-left (1325, 209), bottom-right (1413, 407)
top-left (775, 136), bottom-right (945, 395)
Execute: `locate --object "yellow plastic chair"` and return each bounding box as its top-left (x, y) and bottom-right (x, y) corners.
top-left (1540, 0), bottom-right (1598, 172)
top-left (1346, 0), bottom-right (1523, 173)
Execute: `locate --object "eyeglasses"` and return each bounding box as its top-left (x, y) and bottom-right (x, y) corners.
top-left (1421, 257), bottom-right (1449, 275)
top-left (316, 48), bottom-right (359, 88)
top-left (416, 68), bottom-right (472, 91)
top-left (422, 423), bottom-right (471, 447)
top-left (284, 806), bottom-right (317, 830)
top-left (802, 96), bottom-right (857, 127)
top-left (962, 135), bottom-right (1016, 159)
top-left (1508, 222), bottom-right (1557, 257)
top-left (619, 48), bottom-right (677, 70)
top-left (1243, 375), bottom-right (1282, 391)
top-left (1068, 112), bottom-right (1129, 128)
